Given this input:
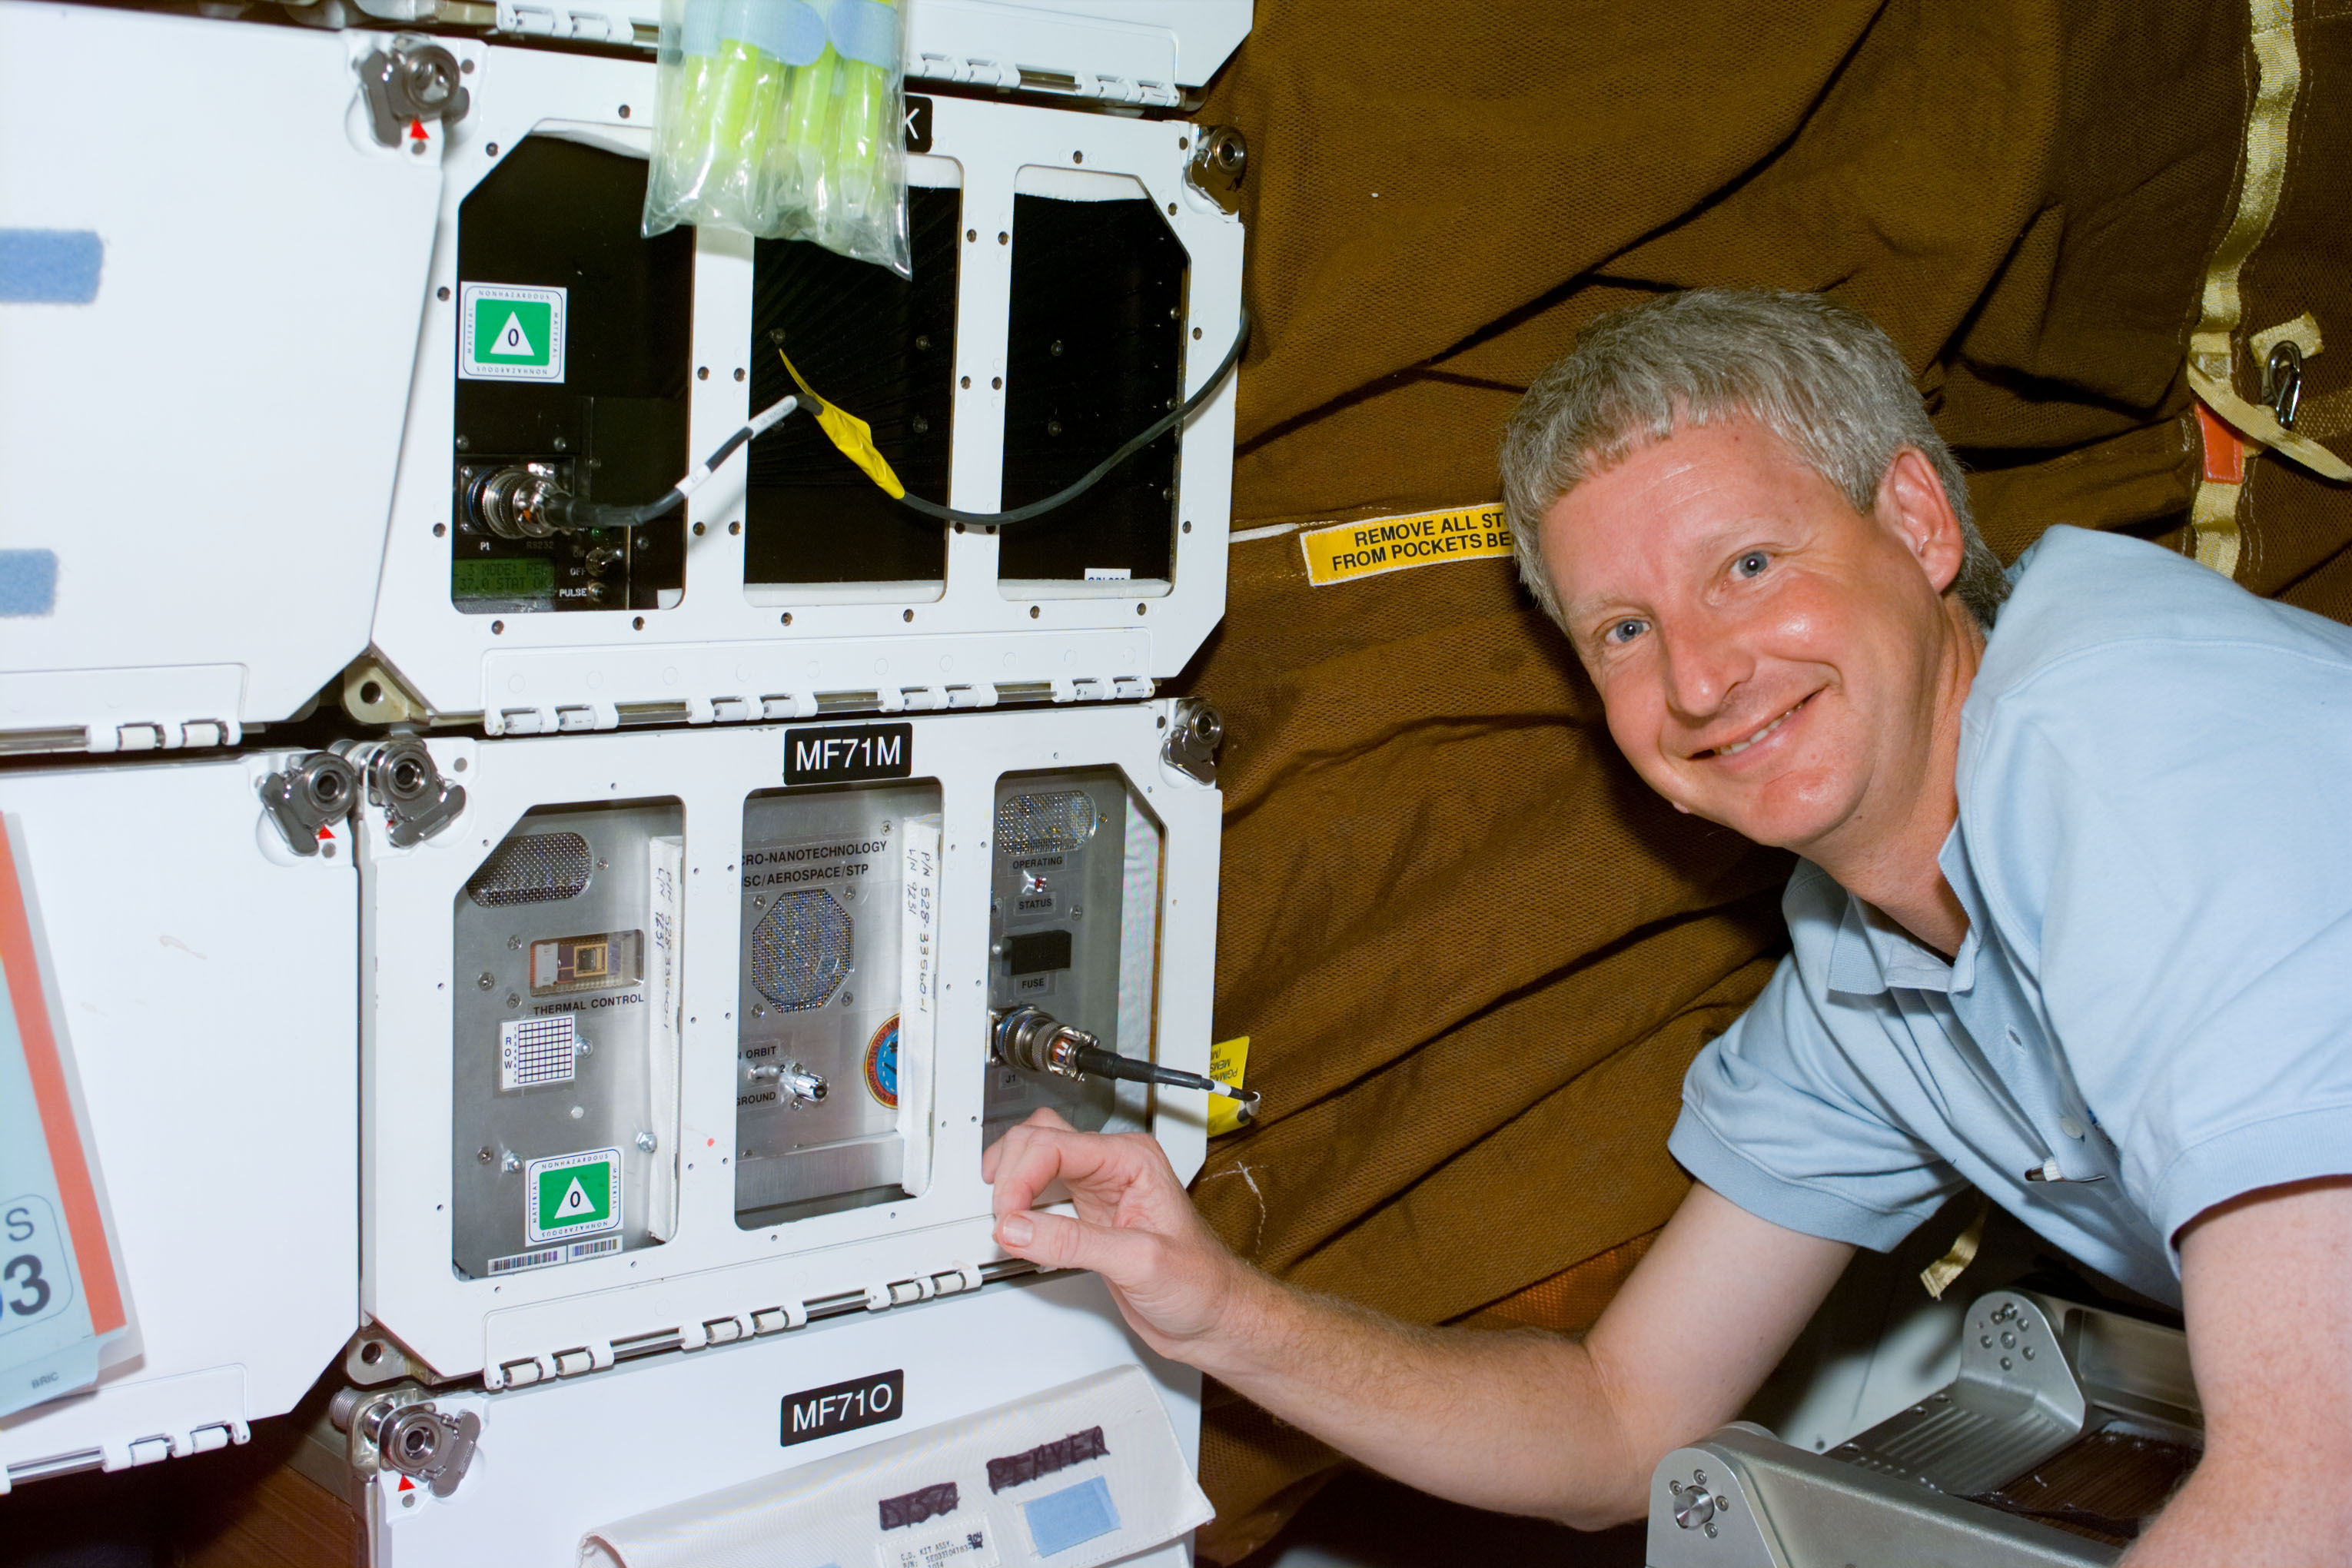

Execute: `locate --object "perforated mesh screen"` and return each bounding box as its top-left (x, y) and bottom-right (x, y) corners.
top-left (750, 889), bottom-right (853, 1011)
top-left (995, 790), bottom-right (1099, 855)
top-left (466, 832), bottom-right (593, 906)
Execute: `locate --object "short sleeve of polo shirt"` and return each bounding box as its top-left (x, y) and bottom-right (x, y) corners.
top-left (1669, 865), bottom-right (1966, 1251)
top-left (1959, 530), bottom-right (2352, 1257)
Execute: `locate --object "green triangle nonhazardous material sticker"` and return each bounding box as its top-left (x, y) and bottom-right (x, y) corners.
top-left (524, 1147), bottom-right (616, 1241)
top-left (486, 311), bottom-right (539, 358)
top-left (459, 284), bottom-right (566, 384)
top-left (476, 301), bottom-right (550, 365)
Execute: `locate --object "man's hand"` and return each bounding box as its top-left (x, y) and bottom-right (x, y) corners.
top-left (982, 1108), bottom-right (1256, 1357)
top-left (982, 1134), bottom-right (1853, 1528)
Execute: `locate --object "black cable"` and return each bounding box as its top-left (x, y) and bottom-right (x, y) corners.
top-left (1069, 1044), bottom-right (1260, 1123)
top-left (890, 306), bottom-right (1251, 529)
top-left (544, 397), bottom-right (801, 532)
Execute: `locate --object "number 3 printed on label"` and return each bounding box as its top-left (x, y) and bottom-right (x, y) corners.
top-left (4, 1254), bottom-right (49, 1317)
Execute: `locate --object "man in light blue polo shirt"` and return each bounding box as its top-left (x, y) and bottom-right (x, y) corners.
top-left (983, 290), bottom-right (2352, 1559)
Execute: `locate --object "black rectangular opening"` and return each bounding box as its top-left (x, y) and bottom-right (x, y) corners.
top-left (744, 185), bottom-right (961, 585)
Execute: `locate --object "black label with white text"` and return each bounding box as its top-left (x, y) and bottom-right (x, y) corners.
top-left (781, 1368), bottom-right (904, 1447)
top-left (784, 723), bottom-right (914, 786)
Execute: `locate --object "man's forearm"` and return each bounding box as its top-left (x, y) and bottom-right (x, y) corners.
top-left (1191, 1264), bottom-right (1649, 1528)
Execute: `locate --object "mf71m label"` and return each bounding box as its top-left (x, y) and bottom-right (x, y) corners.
top-left (784, 724), bottom-right (915, 786)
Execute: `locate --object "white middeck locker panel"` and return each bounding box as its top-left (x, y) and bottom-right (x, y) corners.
top-left (373, 1271), bottom-right (1201, 1568)
top-left (368, 50), bottom-right (1242, 729)
top-left (487, 0), bottom-right (1249, 109)
top-left (360, 701), bottom-right (1218, 1384)
top-left (0, 4), bottom-right (450, 751)
top-left (0, 756), bottom-right (357, 1487)
top-left (906, 0), bottom-right (1252, 102)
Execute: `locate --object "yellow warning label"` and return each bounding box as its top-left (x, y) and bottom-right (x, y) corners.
top-left (1297, 505), bottom-right (1513, 587)
top-left (1208, 1035), bottom-right (1251, 1137)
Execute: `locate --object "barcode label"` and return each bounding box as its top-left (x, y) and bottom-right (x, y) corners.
top-left (487, 1247), bottom-right (563, 1274)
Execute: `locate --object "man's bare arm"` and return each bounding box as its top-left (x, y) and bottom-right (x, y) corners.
top-left (2123, 1177), bottom-right (2352, 1565)
top-left (985, 1111), bottom-right (1852, 1527)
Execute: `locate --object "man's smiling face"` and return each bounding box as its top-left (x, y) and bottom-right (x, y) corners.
top-left (1538, 419), bottom-right (1965, 862)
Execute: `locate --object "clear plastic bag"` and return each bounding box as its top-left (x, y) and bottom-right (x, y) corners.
top-left (642, 0), bottom-right (912, 279)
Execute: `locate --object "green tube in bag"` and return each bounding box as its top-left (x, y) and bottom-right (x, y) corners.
top-left (824, 0), bottom-right (899, 237)
top-left (647, 0), bottom-right (830, 232)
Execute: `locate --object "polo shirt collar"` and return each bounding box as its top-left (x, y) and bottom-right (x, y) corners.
top-left (1822, 829), bottom-right (1983, 996)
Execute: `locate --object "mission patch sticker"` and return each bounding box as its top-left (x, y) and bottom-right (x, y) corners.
top-left (524, 1147), bottom-right (620, 1244)
top-left (460, 283), bottom-right (566, 383)
top-left (865, 1015), bottom-right (901, 1108)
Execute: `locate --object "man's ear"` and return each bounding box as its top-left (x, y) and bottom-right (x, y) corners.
top-left (1876, 447), bottom-right (1966, 596)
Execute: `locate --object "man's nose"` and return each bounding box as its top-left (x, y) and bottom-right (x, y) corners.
top-left (1658, 618), bottom-right (1752, 721)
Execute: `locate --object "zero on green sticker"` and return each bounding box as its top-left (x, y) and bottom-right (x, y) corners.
top-left (460, 283), bottom-right (566, 383)
top-left (524, 1148), bottom-right (620, 1244)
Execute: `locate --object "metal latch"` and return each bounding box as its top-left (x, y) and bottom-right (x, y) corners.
top-left (342, 736), bottom-right (467, 847)
top-left (1186, 127), bottom-right (1246, 212)
top-left (259, 750), bottom-right (361, 855)
top-left (357, 40), bottom-right (470, 150)
top-left (330, 1384), bottom-right (481, 1499)
top-left (1161, 699), bottom-right (1224, 785)
top-left (2263, 340), bottom-right (2304, 431)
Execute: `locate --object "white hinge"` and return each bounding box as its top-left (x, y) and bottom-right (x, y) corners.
top-left (907, 54), bottom-right (1181, 107)
top-left (0, 718), bottom-right (242, 757)
top-left (486, 1261), bottom-right (1000, 1391)
top-left (481, 676), bottom-right (1147, 736)
top-left (493, 0), bottom-right (651, 44)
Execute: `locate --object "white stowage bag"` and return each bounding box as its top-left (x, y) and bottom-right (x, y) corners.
top-left (580, 1364), bottom-right (1212, 1568)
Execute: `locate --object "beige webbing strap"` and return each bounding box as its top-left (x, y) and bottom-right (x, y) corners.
top-left (1919, 1194), bottom-right (1992, 1301)
top-left (2184, 0), bottom-right (2325, 579)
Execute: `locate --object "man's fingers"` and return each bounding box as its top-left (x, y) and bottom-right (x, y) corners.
top-left (987, 1120), bottom-right (1159, 1221)
top-left (980, 1108), bottom-right (1078, 1183)
top-left (995, 1206), bottom-right (1159, 1283)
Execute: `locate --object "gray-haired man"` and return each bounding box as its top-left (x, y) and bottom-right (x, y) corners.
top-left (985, 291), bottom-right (2352, 1560)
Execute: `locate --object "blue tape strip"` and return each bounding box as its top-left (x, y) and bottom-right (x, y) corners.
top-left (0, 231), bottom-right (102, 305)
top-left (829, 0), bottom-right (899, 68)
top-left (1022, 1476), bottom-right (1121, 1558)
top-left (683, 0), bottom-right (827, 64)
top-left (0, 551), bottom-right (59, 617)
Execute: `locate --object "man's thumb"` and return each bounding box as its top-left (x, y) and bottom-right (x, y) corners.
top-left (996, 1208), bottom-right (1148, 1281)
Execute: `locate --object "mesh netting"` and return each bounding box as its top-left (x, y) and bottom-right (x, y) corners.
top-left (749, 889), bottom-right (853, 1011)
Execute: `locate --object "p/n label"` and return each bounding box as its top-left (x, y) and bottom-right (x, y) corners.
top-left (523, 1148), bottom-right (620, 1244)
top-left (460, 284), bottom-right (566, 382)
top-left (782, 1368), bottom-right (903, 1447)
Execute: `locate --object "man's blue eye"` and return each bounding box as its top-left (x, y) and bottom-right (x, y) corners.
top-left (1735, 550), bottom-right (1769, 579)
top-left (1606, 618), bottom-right (1646, 644)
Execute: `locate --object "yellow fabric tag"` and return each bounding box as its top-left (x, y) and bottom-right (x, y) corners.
top-left (773, 347), bottom-right (908, 499)
top-left (1919, 1194), bottom-right (1991, 1301)
top-left (1207, 1036), bottom-right (1251, 1136)
top-left (1297, 505), bottom-right (1513, 586)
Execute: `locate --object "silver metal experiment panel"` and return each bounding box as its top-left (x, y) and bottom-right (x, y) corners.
top-left (357, 701), bottom-right (1218, 1386)
top-left (450, 801), bottom-right (683, 1278)
top-left (736, 782), bottom-right (941, 1226)
top-left (983, 769), bottom-right (1157, 1144)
